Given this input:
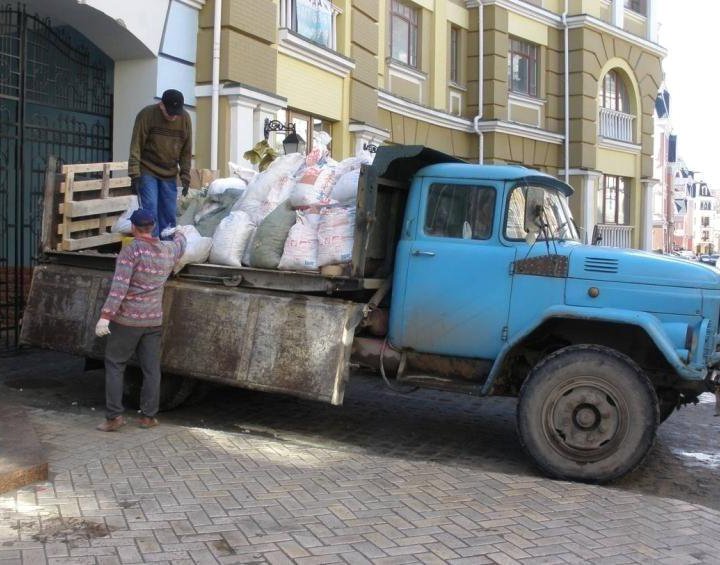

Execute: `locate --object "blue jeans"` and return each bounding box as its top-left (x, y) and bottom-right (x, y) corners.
top-left (137, 173), bottom-right (177, 238)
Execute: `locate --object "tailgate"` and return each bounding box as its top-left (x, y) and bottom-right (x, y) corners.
top-left (20, 264), bottom-right (361, 405)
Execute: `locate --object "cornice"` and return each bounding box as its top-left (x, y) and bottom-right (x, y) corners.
top-left (377, 91), bottom-right (474, 132)
top-left (566, 15), bottom-right (666, 57)
top-left (475, 120), bottom-right (564, 145)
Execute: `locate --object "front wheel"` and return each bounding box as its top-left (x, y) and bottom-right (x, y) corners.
top-left (517, 345), bottom-right (658, 483)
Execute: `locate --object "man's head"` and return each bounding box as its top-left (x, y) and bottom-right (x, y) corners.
top-left (129, 209), bottom-right (155, 236)
top-left (159, 89), bottom-right (184, 121)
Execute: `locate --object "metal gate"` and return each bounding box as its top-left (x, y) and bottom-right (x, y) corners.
top-left (0, 5), bottom-right (113, 352)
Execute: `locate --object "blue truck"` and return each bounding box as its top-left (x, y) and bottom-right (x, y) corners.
top-left (21, 146), bottom-right (719, 483)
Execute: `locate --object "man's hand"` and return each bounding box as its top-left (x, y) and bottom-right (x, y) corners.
top-left (130, 177), bottom-right (140, 195)
top-left (181, 181), bottom-right (190, 197)
top-left (95, 318), bottom-right (111, 337)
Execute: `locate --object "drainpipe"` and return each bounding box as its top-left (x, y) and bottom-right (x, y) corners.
top-left (472, 1), bottom-right (484, 164)
top-left (210, 0), bottom-right (222, 171)
top-left (562, 0), bottom-right (569, 184)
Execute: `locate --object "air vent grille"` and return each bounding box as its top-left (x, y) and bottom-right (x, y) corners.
top-left (584, 257), bottom-right (619, 274)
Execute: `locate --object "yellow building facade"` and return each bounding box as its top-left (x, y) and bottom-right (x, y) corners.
top-left (195, 0), bottom-right (664, 249)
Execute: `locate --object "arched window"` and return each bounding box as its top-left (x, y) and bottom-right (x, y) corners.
top-left (600, 71), bottom-right (629, 113)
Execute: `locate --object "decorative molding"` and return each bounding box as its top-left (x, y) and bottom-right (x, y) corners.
top-left (562, 168), bottom-right (603, 178)
top-left (565, 15), bottom-right (666, 57)
top-left (508, 92), bottom-right (545, 128)
top-left (598, 137), bottom-right (642, 154)
top-left (624, 8), bottom-right (647, 24)
top-left (195, 83), bottom-right (287, 109)
top-left (348, 122), bottom-right (390, 140)
top-left (377, 90), bottom-right (474, 132)
top-left (468, 0), bottom-right (664, 56)
top-left (277, 29), bottom-right (355, 78)
top-left (474, 119), bottom-right (564, 145)
top-left (387, 60), bottom-right (428, 83)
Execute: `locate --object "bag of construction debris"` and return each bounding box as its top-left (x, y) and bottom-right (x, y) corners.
top-left (173, 225), bottom-right (213, 274)
top-left (248, 199), bottom-right (296, 269)
top-left (278, 212), bottom-right (321, 271)
top-left (317, 206), bottom-right (356, 267)
top-left (209, 210), bottom-right (255, 267)
top-left (110, 196), bottom-right (139, 234)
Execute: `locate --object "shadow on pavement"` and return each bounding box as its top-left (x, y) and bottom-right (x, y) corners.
top-left (2, 349), bottom-right (719, 510)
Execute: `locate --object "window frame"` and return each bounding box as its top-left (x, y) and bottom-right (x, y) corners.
top-left (390, 0), bottom-right (419, 68)
top-left (450, 26), bottom-right (460, 85)
top-left (600, 70), bottom-right (629, 113)
top-left (270, 109), bottom-right (333, 156)
top-left (598, 175), bottom-right (630, 225)
top-left (624, 0), bottom-right (647, 16)
top-left (508, 36), bottom-right (539, 98)
top-left (423, 183), bottom-right (497, 241)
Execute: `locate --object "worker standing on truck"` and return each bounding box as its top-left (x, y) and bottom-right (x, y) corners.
top-left (94, 210), bottom-right (189, 432)
top-left (128, 89), bottom-right (192, 238)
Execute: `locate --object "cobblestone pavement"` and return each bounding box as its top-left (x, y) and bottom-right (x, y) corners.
top-left (0, 350), bottom-right (719, 564)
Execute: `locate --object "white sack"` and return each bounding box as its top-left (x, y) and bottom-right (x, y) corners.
top-left (209, 210), bottom-right (255, 267)
top-left (278, 213), bottom-right (321, 271)
top-left (289, 166), bottom-right (336, 208)
top-left (242, 153), bottom-right (305, 204)
top-left (110, 196), bottom-right (139, 234)
top-left (228, 161), bottom-right (258, 184)
top-left (317, 207), bottom-right (356, 267)
top-left (174, 225), bottom-right (213, 274)
top-left (330, 169), bottom-right (360, 205)
top-left (241, 228), bottom-right (257, 266)
top-left (207, 177), bottom-right (247, 198)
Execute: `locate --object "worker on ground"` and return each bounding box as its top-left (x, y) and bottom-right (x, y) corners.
top-left (128, 89), bottom-right (192, 238)
top-left (94, 210), bottom-right (189, 431)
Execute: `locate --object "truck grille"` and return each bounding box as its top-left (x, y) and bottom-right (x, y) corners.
top-left (583, 257), bottom-right (619, 274)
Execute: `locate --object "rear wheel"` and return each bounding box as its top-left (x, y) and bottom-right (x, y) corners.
top-left (123, 367), bottom-right (198, 412)
top-left (517, 345), bottom-right (658, 483)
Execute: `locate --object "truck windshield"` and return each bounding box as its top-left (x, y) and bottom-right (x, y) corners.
top-left (505, 184), bottom-right (580, 242)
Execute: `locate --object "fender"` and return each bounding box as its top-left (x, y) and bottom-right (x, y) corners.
top-left (481, 305), bottom-right (709, 396)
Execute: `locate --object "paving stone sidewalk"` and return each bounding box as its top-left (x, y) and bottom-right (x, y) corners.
top-left (1, 406), bottom-right (719, 565)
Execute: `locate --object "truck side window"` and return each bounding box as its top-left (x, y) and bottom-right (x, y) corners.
top-left (424, 184), bottom-right (495, 240)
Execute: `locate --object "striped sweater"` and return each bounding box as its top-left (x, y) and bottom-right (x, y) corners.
top-left (128, 104), bottom-right (192, 186)
top-left (101, 234), bottom-right (187, 327)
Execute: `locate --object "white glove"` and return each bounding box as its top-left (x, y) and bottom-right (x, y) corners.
top-left (95, 318), bottom-right (111, 337)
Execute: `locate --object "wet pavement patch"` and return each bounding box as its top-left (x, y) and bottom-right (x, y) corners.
top-left (30, 517), bottom-right (112, 544)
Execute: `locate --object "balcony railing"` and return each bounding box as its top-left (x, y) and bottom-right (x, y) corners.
top-left (599, 107), bottom-right (635, 143)
top-left (593, 224), bottom-right (634, 248)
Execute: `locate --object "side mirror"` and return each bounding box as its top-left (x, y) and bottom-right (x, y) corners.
top-left (591, 225), bottom-right (603, 245)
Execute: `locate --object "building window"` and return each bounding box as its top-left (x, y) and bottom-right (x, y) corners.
top-left (600, 70), bottom-right (629, 112)
top-left (508, 37), bottom-right (539, 97)
top-left (701, 201), bottom-right (712, 211)
top-left (270, 109), bottom-right (333, 155)
top-left (598, 175), bottom-right (630, 225)
top-left (450, 27), bottom-right (460, 84)
top-left (391, 0), bottom-right (419, 68)
top-left (702, 217), bottom-right (710, 228)
top-left (624, 0), bottom-right (646, 16)
top-left (280, 0), bottom-right (340, 50)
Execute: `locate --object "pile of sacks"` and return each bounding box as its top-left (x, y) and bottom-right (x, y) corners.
top-left (112, 139), bottom-right (372, 274)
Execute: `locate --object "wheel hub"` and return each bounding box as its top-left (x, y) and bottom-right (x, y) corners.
top-left (551, 385), bottom-right (620, 451)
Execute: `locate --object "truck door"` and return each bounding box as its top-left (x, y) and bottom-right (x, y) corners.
top-left (389, 179), bottom-right (516, 359)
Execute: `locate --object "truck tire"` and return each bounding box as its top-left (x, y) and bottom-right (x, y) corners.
top-left (517, 345), bottom-right (659, 483)
top-left (123, 368), bottom-right (198, 412)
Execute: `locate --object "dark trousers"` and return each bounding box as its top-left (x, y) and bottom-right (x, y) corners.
top-left (105, 322), bottom-right (162, 419)
top-left (137, 173), bottom-right (177, 238)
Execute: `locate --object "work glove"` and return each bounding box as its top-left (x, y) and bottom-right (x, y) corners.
top-left (160, 226), bottom-right (177, 239)
top-left (181, 181), bottom-right (189, 197)
top-left (95, 318), bottom-right (111, 337)
top-left (175, 225), bottom-right (194, 237)
top-left (130, 177), bottom-right (140, 195)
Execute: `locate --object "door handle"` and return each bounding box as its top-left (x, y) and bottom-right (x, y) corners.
top-left (411, 249), bottom-right (436, 257)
